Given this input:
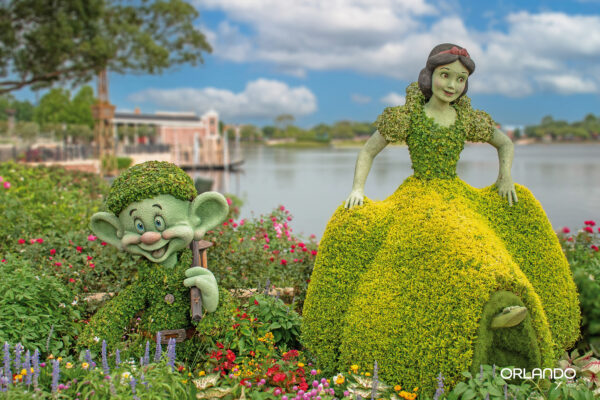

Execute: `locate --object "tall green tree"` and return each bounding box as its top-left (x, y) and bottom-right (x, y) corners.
top-left (70, 86), bottom-right (96, 128)
top-left (0, 0), bottom-right (211, 94)
top-left (34, 88), bottom-right (71, 125)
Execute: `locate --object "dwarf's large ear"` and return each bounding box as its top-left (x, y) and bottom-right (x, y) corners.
top-left (190, 192), bottom-right (229, 240)
top-left (90, 212), bottom-right (124, 250)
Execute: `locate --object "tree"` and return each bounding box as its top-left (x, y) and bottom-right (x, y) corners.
top-left (0, 0), bottom-right (211, 94)
top-left (274, 114), bottom-right (295, 131)
top-left (34, 88), bottom-right (71, 126)
top-left (69, 86), bottom-right (96, 128)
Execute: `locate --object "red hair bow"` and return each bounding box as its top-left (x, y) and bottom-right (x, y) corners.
top-left (438, 46), bottom-right (470, 58)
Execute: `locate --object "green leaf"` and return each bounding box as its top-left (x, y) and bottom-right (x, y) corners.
top-left (462, 388), bottom-right (477, 400)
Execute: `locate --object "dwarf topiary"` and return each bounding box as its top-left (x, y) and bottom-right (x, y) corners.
top-left (78, 161), bottom-right (228, 354)
top-left (302, 44), bottom-right (580, 394)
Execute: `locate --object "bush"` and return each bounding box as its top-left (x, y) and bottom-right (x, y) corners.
top-left (116, 156), bottom-right (133, 170)
top-left (0, 259), bottom-right (80, 357)
top-left (204, 205), bottom-right (318, 310)
top-left (248, 294), bottom-right (302, 351)
top-left (558, 221), bottom-right (600, 350)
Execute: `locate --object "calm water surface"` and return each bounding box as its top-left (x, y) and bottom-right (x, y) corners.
top-left (193, 143), bottom-right (600, 239)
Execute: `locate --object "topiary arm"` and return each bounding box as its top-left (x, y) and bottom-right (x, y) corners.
top-left (344, 131), bottom-right (389, 209)
top-left (488, 128), bottom-right (518, 206)
top-left (78, 280), bottom-right (147, 351)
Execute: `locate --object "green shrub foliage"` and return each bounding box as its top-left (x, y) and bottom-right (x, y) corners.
top-left (0, 259), bottom-right (80, 356)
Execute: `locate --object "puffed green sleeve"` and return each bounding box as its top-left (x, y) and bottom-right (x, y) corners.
top-left (374, 105), bottom-right (410, 143)
top-left (456, 96), bottom-right (496, 142)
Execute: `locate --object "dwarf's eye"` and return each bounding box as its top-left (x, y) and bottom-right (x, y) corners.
top-left (154, 215), bottom-right (166, 232)
top-left (134, 218), bottom-right (145, 234)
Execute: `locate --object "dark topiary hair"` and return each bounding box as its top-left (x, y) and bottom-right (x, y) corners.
top-left (418, 43), bottom-right (476, 102)
top-left (105, 161), bottom-right (197, 215)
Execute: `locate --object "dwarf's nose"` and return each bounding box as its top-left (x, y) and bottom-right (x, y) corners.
top-left (140, 231), bottom-right (161, 244)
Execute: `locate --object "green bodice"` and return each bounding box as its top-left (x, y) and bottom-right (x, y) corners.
top-left (375, 82), bottom-right (496, 180)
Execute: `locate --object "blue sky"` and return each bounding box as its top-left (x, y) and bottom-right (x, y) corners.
top-left (14, 0), bottom-right (600, 129)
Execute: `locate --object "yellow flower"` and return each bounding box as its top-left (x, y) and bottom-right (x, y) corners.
top-left (188, 372), bottom-right (192, 377)
top-left (234, 370), bottom-right (241, 377)
top-left (20, 368), bottom-right (27, 376)
top-left (65, 363), bottom-right (73, 369)
top-left (333, 374), bottom-right (345, 385)
top-left (413, 387), bottom-right (419, 392)
top-left (47, 354), bottom-right (55, 360)
top-left (350, 364), bottom-right (359, 373)
top-left (265, 332), bottom-right (274, 340)
top-left (82, 362), bottom-right (90, 370)
top-left (365, 372), bottom-right (371, 377)
top-left (181, 379), bottom-right (188, 384)
top-left (15, 374), bottom-right (23, 381)
top-left (298, 362), bottom-right (305, 368)
top-left (198, 371), bottom-right (205, 376)
top-left (394, 385), bottom-right (401, 391)
top-left (57, 357), bottom-right (62, 362)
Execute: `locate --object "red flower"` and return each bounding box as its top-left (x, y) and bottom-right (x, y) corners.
top-left (298, 242), bottom-right (305, 248)
top-left (89, 263), bottom-right (95, 269)
top-left (584, 220), bottom-right (596, 226)
top-left (290, 244), bottom-right (296, 249)
top-left (584, 227), bottom-right (594, 233)
top-left (50, 249), bottom-right (56, 255)
top-left (1, 259), bottom-right (6, 263)
top-left (36, 238), bottom-right (44, 243)
top-left (55, 262), bottom-right (62, 267)
top-left (254, 299), bottom-right (259, 305)
top-left (101, 242), bottom-right (107, 246)
top-left (68, 278), bottom-right (75, 283)
top-left (87, 255), bottom-right (93, 260)
top-left (562, 227), bottom-right (570, 234)
top-left (299, 382), bottom-right (309, 391)
top-left (311, 250), bottom-right (317, 256)
top-left (178, 365), bottom-right (185, 372)
top-left (216, 342), bottom-right (224, 349)
top-left (18, 239), bottom-right (25, 244)
top-left (226, 350), bottom-right (236, 363)
top-left (592, 245), bottom-right (599, 252)
top-left (273, 372), bottom-right (287, 383)
top-left (280, 259), bottom-right (287, 265)
top-left (232, 323), bottom-right (240, 329)
top-left (267, 365), bottom-right (280, 377)
top-left (269, 257), bottom-right (274, 262)
top-left (250, 351), bottom-right (255, 357)
top-left (76, 246), bottom-right (83, 253)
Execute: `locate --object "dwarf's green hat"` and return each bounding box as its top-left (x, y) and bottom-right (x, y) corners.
top-left (105, 161), bottom-right (197, 215)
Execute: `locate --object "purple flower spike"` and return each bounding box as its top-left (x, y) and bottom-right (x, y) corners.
top-left (23, 351), bottom-right (31, 385)
top-left (115, 349), bottom-right (121, 366)
top-left (154, 333), bottom-right (162, 362)
top-left (433, 372), bottom-right (445, 400)
top-left (101, 340), bottom-right (110, 375)
top-left (166, 338), bottom-right (176, 371)
top-left (85, 349), bottom-right (93, 367)
top-left (143, 341), bottom-right (150, 366)
top-left (3, 342), bottom-right (11, 383)
top-left (51, 360), bottom-right (60, 393)
top-left (14, 343), bottom-right (23, 373)
top-left (130, 376), bottom-right (137, 395)
top-left (32, 349), bottom-right (39, 388)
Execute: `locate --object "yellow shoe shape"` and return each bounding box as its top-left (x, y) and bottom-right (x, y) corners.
top-left (491, 306), bottom-right (528, 329)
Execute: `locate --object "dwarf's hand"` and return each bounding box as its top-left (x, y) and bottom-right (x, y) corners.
top-left (184, 267), bottom-right (219, 312)
top-left (496, 176), bottom-right (518, 206)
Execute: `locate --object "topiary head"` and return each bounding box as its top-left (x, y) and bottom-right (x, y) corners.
top-left (90, 161), bottom-right (228, 268)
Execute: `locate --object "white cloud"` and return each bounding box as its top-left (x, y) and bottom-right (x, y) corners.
top-left (351, 94), bottom-right (371, 104)
top-left (196, 1), bottom-right (600, 96)
top-left (380, 92), bottom-right (405, 106)
top-left (128, 79), bottom-right (317, 121)
top-left (535, 74), bottom-right (598, 94)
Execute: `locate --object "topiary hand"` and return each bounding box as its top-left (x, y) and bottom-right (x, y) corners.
top-left (344, 189), bottom-right (364, 209)
top-left (184, 267), bottom-right (219, 312)
top-left (496, 176), bottom-right (518, 206)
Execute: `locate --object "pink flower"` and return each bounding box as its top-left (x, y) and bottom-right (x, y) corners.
top-left (294, 258), bottom-right (298, 262)
top-left (232, 223), bottom-right (238, 228)
top-left (226, 197), bottom-right (233, 206)
top-left (1, 259), bottom-right (5, 263)
top-left (584, 227), bottom-right (594, 233)
top-left (3, 182), bottom-right (10, 189)
top-left (0, 176), bottom-right (3, 182)
top-left (54, 262), bottom-right (62, 267)
top-left (280, 259), bottom-right (287, 265)
top-left (18, 239), bottom-right (25, 244)
top-left (76, 246), bottom-right (83, 253)
top-left (68, 278), bottom-right (75, 283)
top-left (298, 242), bottom-right (305, 248)
top-left (50, 249), bottom-right (56, 255)
top-left (311, 250), bottom-right (318, 256)
top-left (263, 244), bottom-right (269, 249)
top-left (562, 227), bottom-right (570, 234)
top-left (591, 245), bottom-right (599, 252)
top-left (89, 263), bottom-right (95, 269)
top-left (87, 255), bottom-right (93, 261)
top-left (29, 239), bottom-right (35, 244)
top-left (87, 235), bottom-right (97, 241)
top-left (584, 220), bottom-right (596, 226)
top-left (287, 216), bottom-right (292, 221)
top-left (36, 238), bottom-right (44, 243)
top-left (280, 205), bottom-right (285, 211)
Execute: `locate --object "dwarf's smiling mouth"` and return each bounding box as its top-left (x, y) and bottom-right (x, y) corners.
top-left (151, 242), bottom-right (169, 258)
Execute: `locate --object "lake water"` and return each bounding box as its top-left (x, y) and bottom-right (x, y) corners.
top-left (192, 143), bottom-right (600, 239)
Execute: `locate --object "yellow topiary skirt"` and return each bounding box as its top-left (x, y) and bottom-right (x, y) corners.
top-left (302, 176), bottom-right (580, 393)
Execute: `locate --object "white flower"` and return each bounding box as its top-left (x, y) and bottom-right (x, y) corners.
top-left (71, 299), bottom-right (78, 306)
top-left (59, 303), bottom-right (66, 308)
top-left (94, 336), bottom-right (100, 343)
